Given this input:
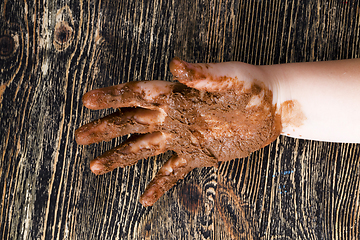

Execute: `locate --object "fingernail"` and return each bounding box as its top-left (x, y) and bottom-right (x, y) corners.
top-left (90, 160), bottom-right (104, 175)
top-left (74, 129), bottom-right (86, 145)
top-left (169, 57), bottom-right (188, 78)
top-left (139, 190), bottom-right (155, 207)
top-left (83, 90), bottom-right (103, 109)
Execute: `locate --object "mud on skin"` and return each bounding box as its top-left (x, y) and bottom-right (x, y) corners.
top-left (75, 58), bottom-right (281, 207)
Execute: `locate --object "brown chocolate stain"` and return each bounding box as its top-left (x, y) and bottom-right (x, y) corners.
top-left (280, 100), bottom-right (306, 129)
top-left (79, 79), bottom-right (283, 176)
top-left (163, 80), bottom-right (281, 164)
top-left (251, 83), bottom-right (262, 95)
top-left (178, 183), bottom-right (203, 212)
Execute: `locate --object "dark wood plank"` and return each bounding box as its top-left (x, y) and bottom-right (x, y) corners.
top-left (0, 0), bottom-right (359, 239)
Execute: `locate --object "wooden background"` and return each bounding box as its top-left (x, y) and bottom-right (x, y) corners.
top-left (1, 0), bottom-right (360, 239)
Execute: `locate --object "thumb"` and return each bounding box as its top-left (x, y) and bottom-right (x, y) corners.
top-left (169, 57), bottom-right (242, 92)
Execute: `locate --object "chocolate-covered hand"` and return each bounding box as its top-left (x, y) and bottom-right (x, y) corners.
top-left (75, 58), bottom-right (281, 207)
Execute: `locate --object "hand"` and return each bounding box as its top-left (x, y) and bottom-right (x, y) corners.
top-left (75, 58), bottom-right (281, 206)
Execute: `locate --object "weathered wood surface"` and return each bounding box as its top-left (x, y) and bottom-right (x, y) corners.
top-left (1, 0), bottom-right (360, 239)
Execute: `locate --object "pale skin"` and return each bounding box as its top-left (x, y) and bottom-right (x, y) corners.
top-left (75, 57), bottom-right (360, 207)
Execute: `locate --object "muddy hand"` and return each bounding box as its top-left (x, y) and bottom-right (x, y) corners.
top-left (75, 58), bottom-right (281, 207)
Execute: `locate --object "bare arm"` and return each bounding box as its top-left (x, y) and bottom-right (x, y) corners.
top-left (261, 58), bottom-right (360, 143)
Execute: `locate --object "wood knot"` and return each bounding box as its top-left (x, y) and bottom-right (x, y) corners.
top-left (178, 183), bottom-right (202, 212)
top-left (144, 223), bottom-right (151, 237)
top-left (53, 6), bottom-right (75, 51)
top-left (0, 35), bottom-right (15, 57)
top-left (53, 21), bottom-right (74, 51)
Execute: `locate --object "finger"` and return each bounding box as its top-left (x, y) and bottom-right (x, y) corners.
top-left (90, 132), bottom-right (171, 175)
top-left (169, 57), bottom-right (248, 92)
top-left (83, 80), bottom-right (179, 110)
top-left (139, 154), bottom-right (193, 207)
top-left (75, 108), bottom-right (167, 145)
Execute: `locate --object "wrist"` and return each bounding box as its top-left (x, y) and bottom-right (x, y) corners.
top-left (259, 63), bottom-right (307, 139)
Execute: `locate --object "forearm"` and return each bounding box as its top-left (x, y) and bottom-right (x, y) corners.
top-left (260, 58), bottom-right (360, 143)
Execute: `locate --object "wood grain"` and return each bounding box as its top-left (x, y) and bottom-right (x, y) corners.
top-left (0, 0), bottom-right (359, 239)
